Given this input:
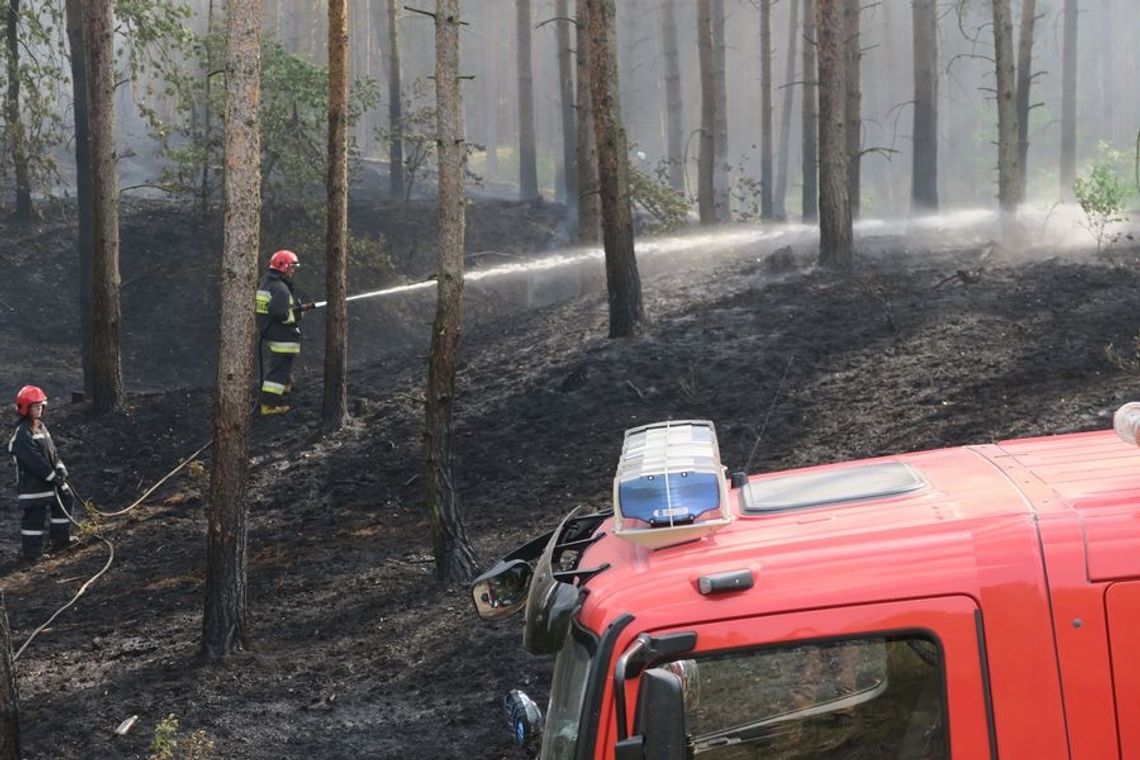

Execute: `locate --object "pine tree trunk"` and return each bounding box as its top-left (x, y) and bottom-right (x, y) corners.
top-left (774, 0), bottom-right (799, 219)
top-left (202, 0), bottom-right (262, 661)
top-left (1014, 0), bottom-right (1036, 199)
top-left (516, 0), bottom-right (539, 201)
top-left (323, 0), bottom-right (349, 432)
top-left (556, 0), bottom-right (577, 210)
top-left (6, 0), bottom-right (31, 220)
top-left (0, 592), bottom-right (19, 760)
top-left (992, 0), bottom-right (1020, 217)
top-left (697, 0), bottom-right (716, 224)
top-left (586, 0), bottom-right (644, 338)
top-left (426, 0), bottom-right (477, 584)
top-left (712, 0), bottom-right (730, 221)
top-left (387, 0), bottom-right (404, 198)
top-left (65, 0), bottom-right (94, 394)
top-left (911, 0), bottom-right (939, 211)
top-left (86, 0), bottom-right (125, 413)
top-left (662, 0), bottom-right (685, 193)
top-left (760, 0), bottom-right (774, 220)
top-left (844, 0), bottom-right (861, 218)
top-left (801, 0), bottom-right (818, 223)
top-left (816, 0), bottom-right (851, 270)
top-left (575, 0), bottom-right (600, 243)
top-left (483, 1), bottom-right (500, 179)
top-left (1059, 0), bottom-right (1077, 201)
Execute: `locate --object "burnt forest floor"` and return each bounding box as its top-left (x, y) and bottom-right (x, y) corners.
top-left (0, 196), bottom-right (1139, 759)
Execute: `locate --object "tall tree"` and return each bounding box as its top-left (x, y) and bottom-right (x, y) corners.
top-left (696, 0), bottom-right (716, 224)
top-left (711, 0), bottom-right (729, 221)
top-left (586, 0), bottom-right (644, 338)
top-left (1059, 0), bottom-right (1077, 201)
top-left (774, 0), bottom-right (799, 219)
top-left (425, 0), bottom-right (476, 583)
top-left (323, 0), bottom-right (349, 431)
top-left (1014, 0), bottom-right (1036, 198)
top-left (575, 0), bottom-right (600, 243)
top-left (202, 0), bottom-right (262, 660)
top-left (844, 0), bottom-right (861, 218)
top-left (386, 0), bottom-right (404, 198)
top-left (801, 0), bottom-right (818, 223)
top-left (662, 0), bottom-right (684, 192)
top-left (5, 0), bottom-right (31, 220)
top-left (991, 0), bottom-right (1020, 219)
top-left (911, 0), bottom-right (939, 211)
top-left (516, 0), bottom-right (539, 201)
top-left (759, 0), bottom-right (774, 220)
top-left (482, 0), bottom-right (501, 179)
top-left (816, 0), bottom-right (851, 269)
top-left (556, 0), bottom-right (577, 210)
top-left (86, 0), bottom-right (124, 413)
top-left (65, 0), bottom-right (94, 392)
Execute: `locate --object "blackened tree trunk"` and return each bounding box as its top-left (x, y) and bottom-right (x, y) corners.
top-left (387, 0), bottom-right (404, 198)
top-left (774, 0), bottom-right (799, 219)
top-left (516, 0), bottom-right (539, 201)
top-left (712, 0), bottom-right (729, 221)
top-left (202, 0), bottom-right (262, 661)
top-left (323, 0), bottom-right (349, 432)
top-left (5, 0), bottom-right (31, 220)
top-left (426, 0), bottom-right (477, 583)
top-left (586, 0), bottom-right (644, 338)
top-left (0, 593), bottom-right (18, 760)
top-left (1060, 0), bottom-right (1077, 201)
top-left (992, 0), bottom-right (1020, 217)
top-left (844, 0), bottom-right (860, 218)
top-left (911, 0), bottom-right (938, 212)
top-left (556, 0), bottom-right (577, 210)
top-left (86, 0), bottom-right (124, 413)
top-left (816, 0), bottom-right (851, 270)
top-left (801, 0), bottom-right (818, 223)
top-left (760, 0), bottom-right (774, 220)
top-left (662, 0), bottom-right (684, 193)
top-left (575, 0), bottom-right (600, 243)
top-left (1014, 0), bottom-right (1036, 198)
top-left (65, 0), bottom-right (94, 393)
top-left (697, 0), bottom-right (716, 224)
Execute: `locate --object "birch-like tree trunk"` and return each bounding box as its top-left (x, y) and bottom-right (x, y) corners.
top-left (65, 0), bottom-right (94, 392)
top-left (556, 0), bottom-right (577, 210)
top-left (816, 0), bottom-right (851, 270)
top-left (992, 0), bottom-right (1021, 217)
top-left (202, 0), bottom-right (262, 661)
top-left (586, 0), bottom-right (644, 338)
top-left (323, 0), bottom-right (349, 431)
top-left (801, 0), bottom-right (818, 223)
top-left (662, 0), bottom-right (684, 193)
top-left (86, 0), bottom-right (124, 413)
top-left (425, 0), bottom-right (477, 583)
top-left (516, 0), bottom-right (539, 201)
top-left (697, 0), bottom-right (716, 224)
top-left (774, 0), bottom-right (799, 219)
top-left (575, 0), bottom-right (600, 243)
top-left (1014, 0), bottom-right (1036, 199)
top-left (387, 0), bottom-right (404, 198)
top-left (844, 0), bottom-right (861, 218)
top-left (911, 0), bottom-right (939, 211)
top-left (6, 0), bottom-right (31, 220)
top-left (483, 0), bottom-right (500, 178)
top-left (1059, 0), bottom-right (1077, 201)
top-left (760, 0), bottom-right (774, 220)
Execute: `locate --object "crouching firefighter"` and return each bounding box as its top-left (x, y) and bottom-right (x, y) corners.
top-left (256, 250), bottom-right (310, 415)
top-left (7, 385), bottom-right (77, 562)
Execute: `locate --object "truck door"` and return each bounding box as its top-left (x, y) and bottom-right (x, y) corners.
top-left (1106, 582), bottom-right (1140, 757)
top-left (634, 595), bottom-right (994, 759)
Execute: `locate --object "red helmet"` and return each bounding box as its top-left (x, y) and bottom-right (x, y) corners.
top-left (15, 385), bottom-right (47, 416)
top-left (269, 249), bottom-right (299, 274)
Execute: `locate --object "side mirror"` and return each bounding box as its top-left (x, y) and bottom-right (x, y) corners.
top-left (614, 668), bottom-right (687, 760)
top-left (471, 559), bottom-right (534, 621)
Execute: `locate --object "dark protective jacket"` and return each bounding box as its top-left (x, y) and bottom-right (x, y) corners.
top-left (7, 419), bottom-right (65, 500)
top-left (256, 270), bottom-right (302, 353)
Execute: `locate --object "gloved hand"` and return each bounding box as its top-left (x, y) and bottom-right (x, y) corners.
top-left (55, 462), bottom-right (68, 479)
top-left (58, 482), bottom-right (71, 494)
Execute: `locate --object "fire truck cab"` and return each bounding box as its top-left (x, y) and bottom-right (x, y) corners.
top-left (472, 416), bottom-right (1140, 759)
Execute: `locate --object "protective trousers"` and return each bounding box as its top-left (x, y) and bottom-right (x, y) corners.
top-left (261, 349), bottom-right (297, 407)
top-left (20, 491), bottom-right (70, 559)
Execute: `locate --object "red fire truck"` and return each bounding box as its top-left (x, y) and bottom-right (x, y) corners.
top-left (472, 413), bottom-right (1140, 759)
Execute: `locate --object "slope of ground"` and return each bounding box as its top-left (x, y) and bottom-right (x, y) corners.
top-left (0, 200), bottom-right (1138, 758)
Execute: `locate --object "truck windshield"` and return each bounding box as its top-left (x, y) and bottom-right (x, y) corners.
top-left (540, 633), bottom-right (594, 760)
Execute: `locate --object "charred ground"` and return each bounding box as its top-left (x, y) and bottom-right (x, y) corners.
top-left (0, 198), bottom-right (1138, 759)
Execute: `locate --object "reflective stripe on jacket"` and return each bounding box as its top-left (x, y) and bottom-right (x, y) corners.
top-left (8, 419), bottom-right (63, 498)
top-left (256, 270), bottom-right (302, 351)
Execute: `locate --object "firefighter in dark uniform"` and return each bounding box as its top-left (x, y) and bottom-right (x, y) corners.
top-left (7, 385), bottom-right (75, 561)
top-left (256, 249), bottom-right (305, 415)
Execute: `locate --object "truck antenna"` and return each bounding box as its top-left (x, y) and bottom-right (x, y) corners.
top-left (744, 353), bottom-right (795, 474)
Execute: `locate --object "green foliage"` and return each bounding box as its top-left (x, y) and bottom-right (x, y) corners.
top-left (630, 157), bottom-right (688, 231)
top-left (1074, 142), bottom-right (1133, 254)
top-left (149, 714), bottom-right (215, 760)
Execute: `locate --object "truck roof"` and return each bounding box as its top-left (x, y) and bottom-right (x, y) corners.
top-left (575, 429), bottom-right (1140, 635)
